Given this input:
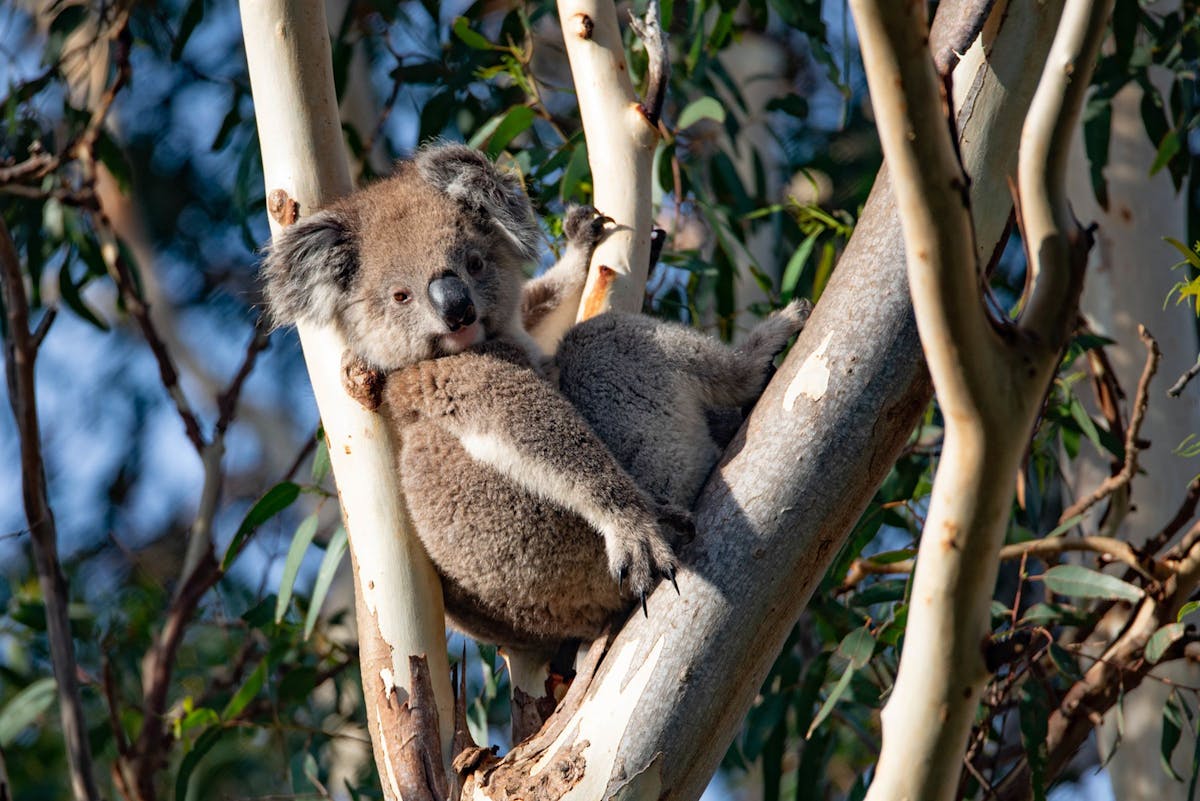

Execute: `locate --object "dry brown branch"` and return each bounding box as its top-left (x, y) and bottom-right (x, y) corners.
top-left (102, 244), bottom-right (206, 450)
top-left (843, 534), bottom-right (1163, 590)
top-left (0, 219), bottom-right (100, 801)
top-left (1059, 326), bottom-right (1162, 523)
top-left (1141, 478), bottom-right (1200, 557)
top-left (127, 550), bottom-right (221, 801)
top-left (215, 326), bottom-right (271, 437)
top-left (1168, 355), bottom-right (1200, 398)
top-left (994, 532), bottom-right (1200, 800)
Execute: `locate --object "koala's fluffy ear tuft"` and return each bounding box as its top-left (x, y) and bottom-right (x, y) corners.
top-left (261, 208), bottom-right (358, 328)
top-left (415, 143), bottom-right (543, 262)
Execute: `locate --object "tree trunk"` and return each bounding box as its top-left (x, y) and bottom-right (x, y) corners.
top-left (239, 4), bottom-right (454, 797)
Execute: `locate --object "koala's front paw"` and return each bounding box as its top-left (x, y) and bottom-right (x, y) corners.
top-left (607, 514), bottom-right (681, 615)
top-left (341, 351), bottom-right (385, 411)
top-left (563, 205), bottom-right (612, 251)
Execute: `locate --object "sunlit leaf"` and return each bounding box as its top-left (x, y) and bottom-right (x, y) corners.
top-left (305, 526), bottom-right (348, 639)
top-left (1042, 564), bottom-right (1143, 603)
top-left (1146, 622), bottom-right (1188, 664)
top-left (222, 482), bottom-right (301, 571)
top-left (276, 514), bottom-right (319, 623)
top-left (452, 17), bottom-right (495, 50)
top-left (676, 97), bottom-right (726, 131)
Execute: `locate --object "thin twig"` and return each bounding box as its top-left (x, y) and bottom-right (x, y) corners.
top-left (1139, 478), bottom-right (1200, 558)
top-left (93, 226), bottom-right (206, 450)
top-left (30, 307), bottom-right (57, 350)
top-left (215, 324), bottom-right (270, 437)
top-left (841, 534), bottom-right (1161, 590)
top-left (1059, 326), bottom-right (1161, 524)
top-left (1168, 355), bottom-right (1200, 398)
top-left (0, 219), bottom-right (100, 801)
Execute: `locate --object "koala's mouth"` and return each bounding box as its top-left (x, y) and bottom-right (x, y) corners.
top-left (439, 320), bottom-right (483, 354)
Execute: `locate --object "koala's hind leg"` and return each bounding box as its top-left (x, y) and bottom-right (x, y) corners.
top-left (678, 299), bottom-right (813, 408)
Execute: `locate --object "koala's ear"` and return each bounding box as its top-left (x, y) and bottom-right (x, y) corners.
top-left (261, 208), bottom-right (358, 328)
top-left (415, 143), bottom-right (543, 262)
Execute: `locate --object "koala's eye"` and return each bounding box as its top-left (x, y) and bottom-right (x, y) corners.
top-left (392, 289), bottom-right (411, 304)
top-left (466, 254), bottom-right (484, 275)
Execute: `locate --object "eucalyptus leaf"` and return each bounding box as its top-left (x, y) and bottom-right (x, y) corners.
top-left (1146, 622), bottom-right (1188, 664)
top-left (1042, 564), bottom-right (1143, 603)
top-left (222, 482), bottom-right (301, 571)
top-left (0, 677), bottom-right (56, 746)
top-left (276, 514), bottom-right (320, 623)
top-left (676, 97), bottom-right (726, 131)
top-left (305, 526), bottom-right (348, 639)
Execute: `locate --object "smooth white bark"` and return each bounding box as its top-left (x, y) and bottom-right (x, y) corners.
top-left (557, 0), bottom-right (660, 318)
top-left (853, 0), bottom-right (1108, 799)
top-left (239, 1), bottom-right (453, 793)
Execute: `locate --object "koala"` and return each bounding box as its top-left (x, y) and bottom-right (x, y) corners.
top-left (263, 143), bottom-right (810, 650)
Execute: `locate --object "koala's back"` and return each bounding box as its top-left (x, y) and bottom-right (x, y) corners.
top-left (556, 313), bottom-right (725, 509)
top-left (398, 418), bottom-right (624, 648)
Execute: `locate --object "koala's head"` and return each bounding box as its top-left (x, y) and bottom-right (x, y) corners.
top-left (261, 143), bottom-right (543, 370)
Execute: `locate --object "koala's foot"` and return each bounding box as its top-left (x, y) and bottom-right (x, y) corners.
top-left (607, 511), bottom-right (682, 615)
top-left (736, 298), bottom-right (813, 365)
top-left (341, 351), bottom-right (385, 411)
top-left (563, 205), bottom-right (612, 252)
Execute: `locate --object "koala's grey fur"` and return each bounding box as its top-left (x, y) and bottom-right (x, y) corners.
top-left (262, 143), bottom-right (809, 650)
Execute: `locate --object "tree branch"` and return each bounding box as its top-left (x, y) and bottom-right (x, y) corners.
top-left (850, 0), bottom-right (1108, 798)
top-left (1017, 0), bottom-right (1112, 345)
top-left (842, 533), bottom-right (1164, 589)
top-left (239, 1), bottom-right (454, 794)
top-left (0, 219), bottom-right (100, 801)
top-left (558, 0), bottom-right (662, 318)
top-left (1059, 326), bottom-right (1161, 523)
top-left (1168, 354), bottom-right (1200, 398)
top-left (849, 0), bottom-right (996, 423)
top-left (628, 0), bottom-right (668, 128)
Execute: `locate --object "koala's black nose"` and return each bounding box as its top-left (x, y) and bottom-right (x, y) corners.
top-left (427, 273), bottom-right (477, 331)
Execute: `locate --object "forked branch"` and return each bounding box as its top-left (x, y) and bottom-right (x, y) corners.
top-left (850, 1), bottom-right (1110, 800)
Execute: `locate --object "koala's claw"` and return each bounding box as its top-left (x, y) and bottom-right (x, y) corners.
top-left (564, 205), bottom-right (612, 249)
top-left (341, 351), bottom-right (385, 411)
top-left (665, 565), bottom-right (680, 595)
top-left (608, 513), bottom-right (681, 608)
top-left (640, 592), bottom-right (649, 617)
